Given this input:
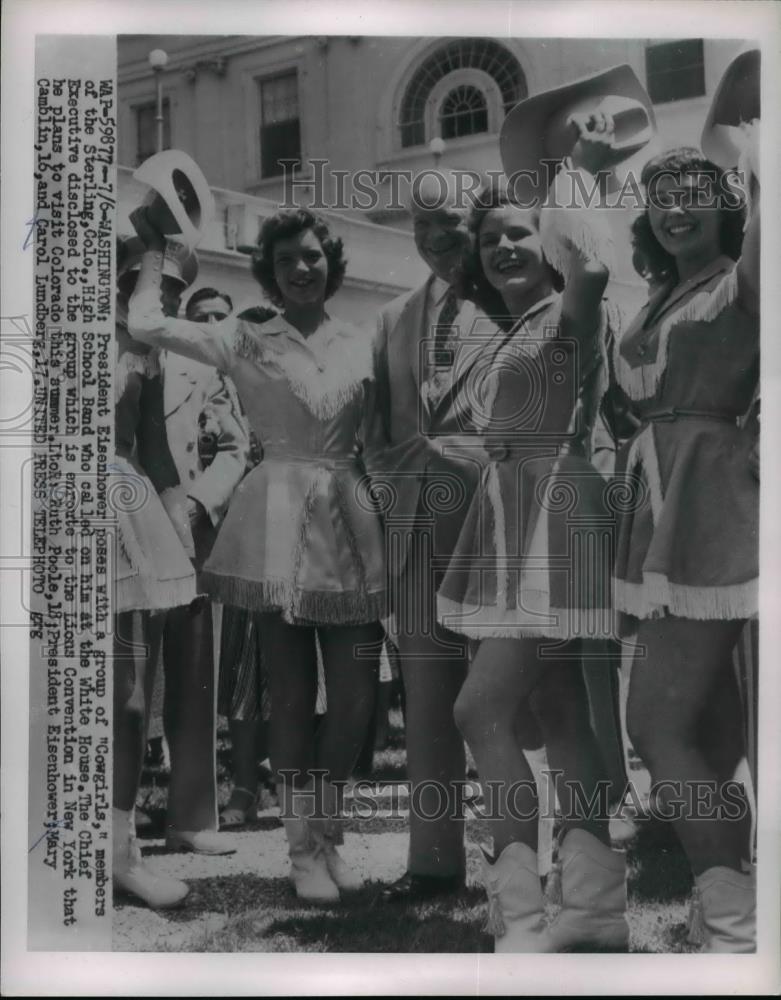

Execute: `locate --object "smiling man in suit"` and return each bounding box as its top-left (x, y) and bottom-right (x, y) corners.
top-left (368, 172), bottom-right (501, 902)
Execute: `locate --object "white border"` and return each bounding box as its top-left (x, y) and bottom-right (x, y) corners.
top-left (2, 1), bottom-right (780, 995)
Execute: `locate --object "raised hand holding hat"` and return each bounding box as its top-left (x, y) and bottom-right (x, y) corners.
top-left (701, 49), bottom-right (760, 170)
top-left (568, 109), bottom-right (618, 177)
top-left (131, 149), bottom-right (215, 252)
top-left (500, 63), bottom-right (656, 205)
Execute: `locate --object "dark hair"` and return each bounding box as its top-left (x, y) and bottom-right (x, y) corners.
top-left (630, 213), bottom-right (673, 286)
top-left (635, 147), bottom-right (746, 286)
top-left (236, 304), bottom-right (278, 324)
top-left (250, 209), bottom-right (346, 308)
top-left (459, 175), bottom-right (564, 331)
top-left (185, 286), bottom-right (233, 319)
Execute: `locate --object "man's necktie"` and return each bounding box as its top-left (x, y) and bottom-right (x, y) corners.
top-left (433, 288), bottom-right (459, 368)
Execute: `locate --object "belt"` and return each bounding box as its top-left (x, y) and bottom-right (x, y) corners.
top-left (643, 408), bottom-right (738, 425)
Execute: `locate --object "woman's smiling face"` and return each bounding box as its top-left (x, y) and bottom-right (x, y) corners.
top-left (646, 172), bottom-right (722, 264)
top-left (272, 227), bottom-right (329, 308)
top-left (478, 204), bottom-right (549, 299)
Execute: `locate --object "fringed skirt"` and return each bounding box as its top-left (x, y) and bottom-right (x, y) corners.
top-left (437, 453), bottom-right (615, 641)
top-left (112, 455), bottom-right (197, 613)
top-left (613, 419), bottom-right (758, 631)
top-left (200, 455), bottom-right (387, 626)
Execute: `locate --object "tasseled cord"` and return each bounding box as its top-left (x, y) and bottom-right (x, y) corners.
top-left (546, 860), bottom-right (563, 907)
top-left (483, 888), bottom-right (507, 938)
top-left (686, 886), bottom-right (707, 946)
top-left (480, 847), bottom-right (507, 938)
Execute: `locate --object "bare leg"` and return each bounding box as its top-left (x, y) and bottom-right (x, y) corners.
top-left (532, 646), bottom-right (611, 846)
top-left (627, 617), bottom-right (747, 875)
top-left (454, 638), bottom-right (544, 857)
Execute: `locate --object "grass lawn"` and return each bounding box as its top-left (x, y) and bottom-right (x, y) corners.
top-left (119, 711), bottom-right (699, 953)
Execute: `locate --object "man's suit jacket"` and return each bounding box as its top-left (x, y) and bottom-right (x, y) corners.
top-left (160, 351), bottom-right (250, 530)
top-left (368, 275), bottom-right (509, 576)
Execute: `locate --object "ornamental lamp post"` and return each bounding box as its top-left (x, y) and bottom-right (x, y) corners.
top-left (148, 48), bottom-right (169, 153)
top-left (429, 136), bottom-right (446, 167)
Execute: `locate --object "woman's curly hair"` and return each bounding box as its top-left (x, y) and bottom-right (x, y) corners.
top-left (458, 176), bottom-right (564, 332)
top-left (250, 208), bottom-right (347, 307)
top-left (635, 147), bottom-right (746, 286)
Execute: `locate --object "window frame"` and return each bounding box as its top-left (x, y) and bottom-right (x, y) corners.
top-left (243, 57), bottom-right (306, 190)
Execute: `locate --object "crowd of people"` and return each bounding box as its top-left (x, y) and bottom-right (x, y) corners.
top-left (109, 54), bottom-right (760, 953)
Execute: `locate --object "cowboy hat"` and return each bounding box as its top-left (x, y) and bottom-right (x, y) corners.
top-left (701, 48), bottom-right (760, 169)
top-left (500, 63), bottom-right (656, 203)
top-left (132, 149), bottom-right (215, 252)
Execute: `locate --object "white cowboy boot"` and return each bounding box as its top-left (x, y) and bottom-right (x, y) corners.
top-left (311, 821), bottom-right (364, 892)
top-left (481, 843), bottom-right (555, 953)
top-left (112, 807), bottom-right (189, 909)
top-left (310, 781), bottom-right (363, 892)
top-left (547, 829), bottom-right (629, 951)
top-left (695, 866), bottom-right (756, 953)
top-left (279, 785), bottom-right (339, 903)
top-left (282, 816), bottom-right (340, 903)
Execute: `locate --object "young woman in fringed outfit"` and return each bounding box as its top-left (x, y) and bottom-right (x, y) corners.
top-left (436, 117), bottom-right (630, 952)
top-left (596, 132), bottom-right (760, 952)
top-left (128, 210), bottom-right (385, 904)
top-left (112, 238), bottom-right (197, 908)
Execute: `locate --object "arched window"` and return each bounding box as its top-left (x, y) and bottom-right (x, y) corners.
top-left (399, 38), bottom-right (526, 148)
top-left (439, 85), bottom-right (488, 139)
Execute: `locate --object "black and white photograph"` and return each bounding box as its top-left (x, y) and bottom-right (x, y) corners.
top-left (2, 1), bottom-right (780, 995)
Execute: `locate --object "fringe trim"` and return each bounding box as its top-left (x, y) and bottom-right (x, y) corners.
top-left (546, 861), bottom-right (563, 907)
top-left (288, 466), bottom-right (331, 620)
top-left (540, 170), bottom-right (616, 283)
top-left (332, 472), bottom-right (369, 599)
top-left (614, 573), bottom-right (758, 621)
top-left (473, 368), bottom-right (500, 432)
top-left (199, 570), bottom-right (386, 625)
top-left (234, 322), bottom-right (373, 421)
top-left (686, 887), bottom-right (707, 946)
top-left (116, 574), bottom-right (197, 614)
top-left (624, 424), bottom-right (664, 522)
top-left (437, 594), bottom-right (617, 640)
top-left (483, 889), bottom-right (507, 938)
top-left (612, 268), bottom-right (739, 401)
top-left (114, 347), bottom-right (161, 404)
top-left (485, 464), bottom-right (509, 611)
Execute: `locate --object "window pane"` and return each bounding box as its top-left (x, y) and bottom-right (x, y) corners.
top-left (259, 71), bottom-right (301, 178)
top-left (646, 39), bottom-right (705, 104)
top-left (261, 119), bottom-right (301, 178)
top-left (439, 85), bottom-right (488, 140)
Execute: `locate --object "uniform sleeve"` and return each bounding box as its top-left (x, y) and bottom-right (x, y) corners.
top-left (186, 372), bottom-right (251, 528)
top-left (129, 249), bottom-right (236, 370)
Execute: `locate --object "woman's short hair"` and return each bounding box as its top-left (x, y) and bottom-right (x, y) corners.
top-left (636, 147), bottom-right (746, 286)
top-left (250, 209), bottom-right (346, 307)
top-left (460, 176), bottom-right (563, 330)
